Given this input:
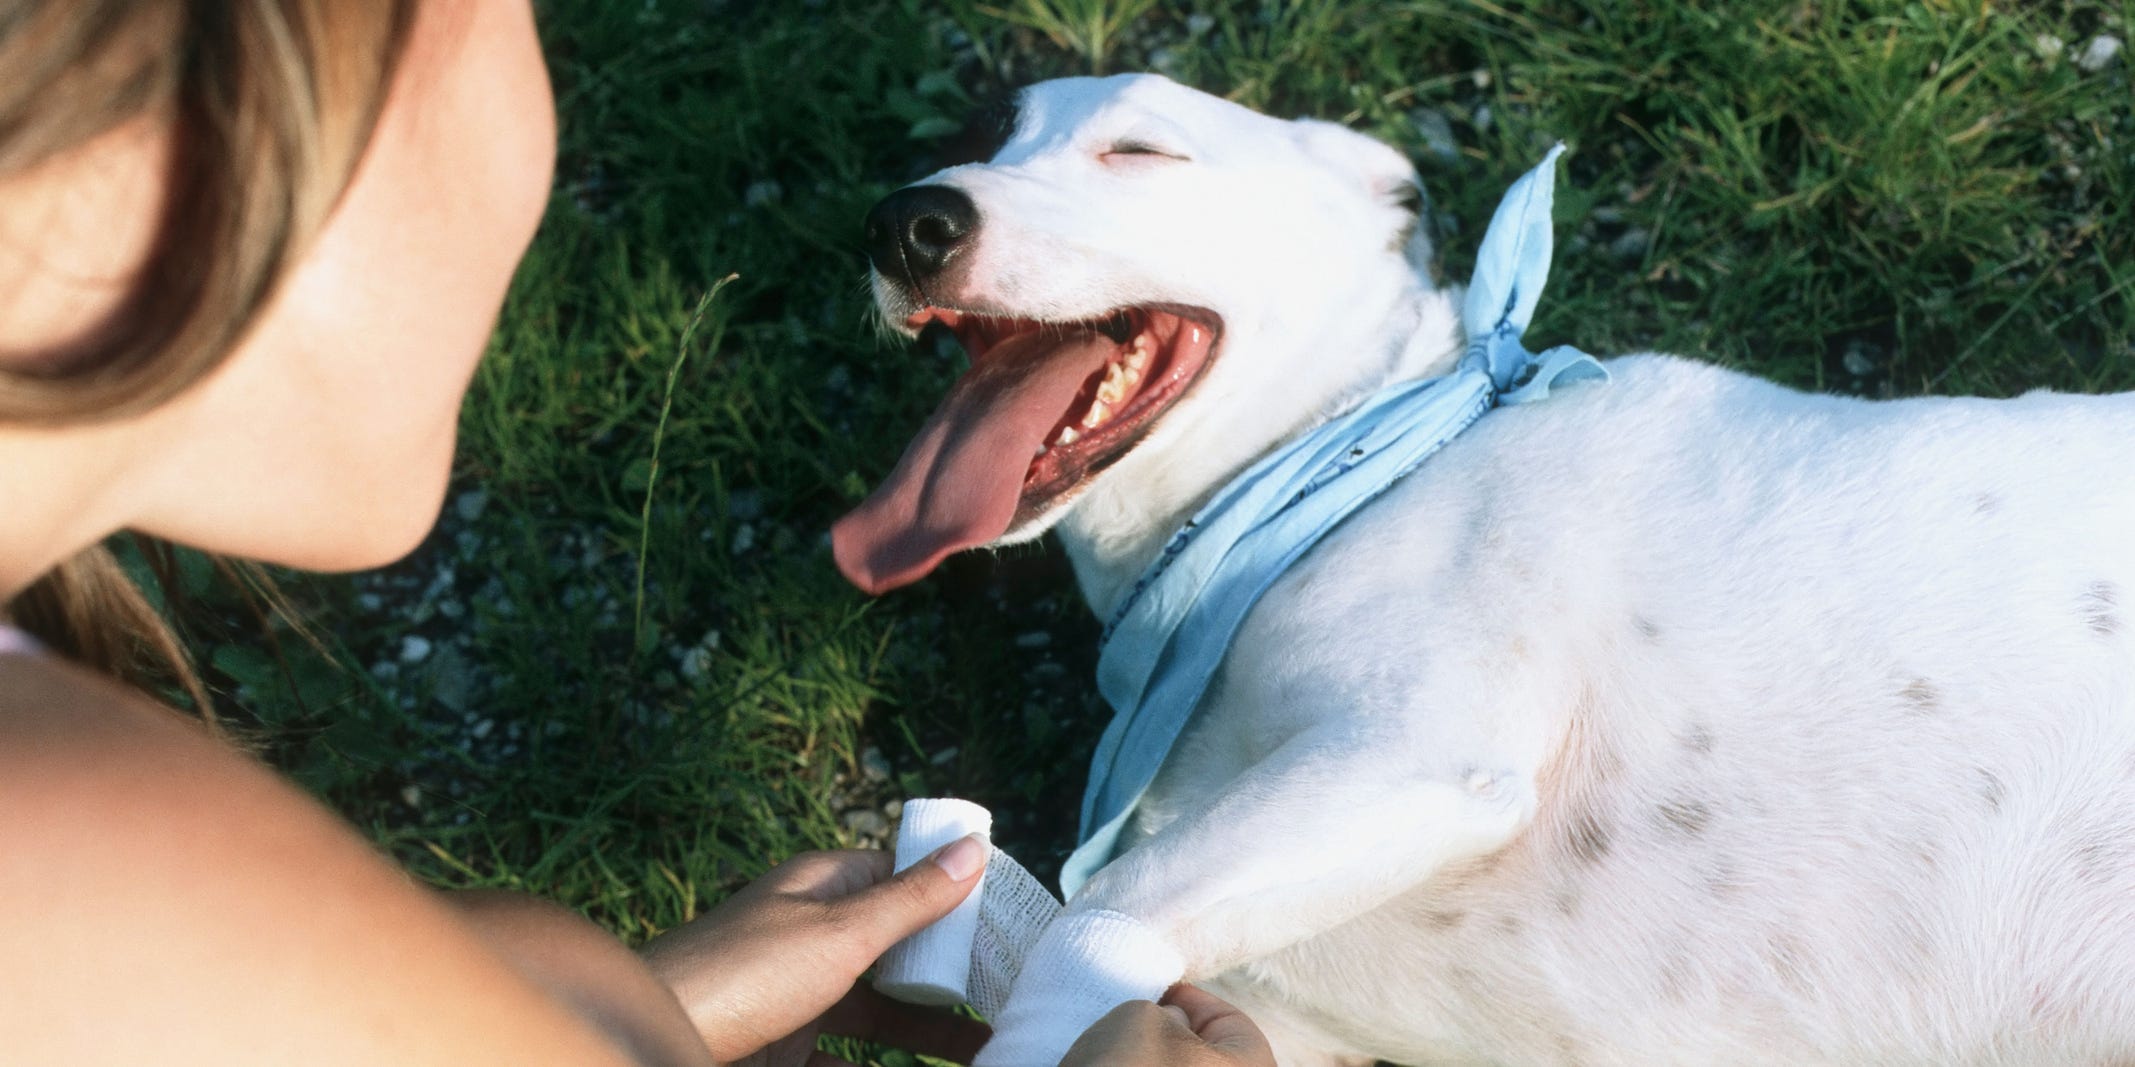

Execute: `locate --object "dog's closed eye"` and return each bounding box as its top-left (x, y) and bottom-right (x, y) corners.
top-left (1102, 140), bottom-right (1189, 164)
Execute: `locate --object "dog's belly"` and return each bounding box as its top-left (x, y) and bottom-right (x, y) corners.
top-left (1211, 687), bottom-right (2135, 1067)
top-left (1129, 356), bottom-right (2135, 1064)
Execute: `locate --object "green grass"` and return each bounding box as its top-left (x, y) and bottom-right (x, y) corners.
top-left (182, 0), bottom-right (2129, 1055)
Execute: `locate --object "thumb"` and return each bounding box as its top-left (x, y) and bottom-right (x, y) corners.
top-left (1164, 984), bottom-right (1276, 1059)
top-left (835, 833), bottom-right (988, 954)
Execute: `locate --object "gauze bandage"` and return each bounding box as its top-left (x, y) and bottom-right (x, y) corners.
top-left (873, 798), bottom-right (1183, 1054)
top-left (873, 798), bottom-right (1068, 1017)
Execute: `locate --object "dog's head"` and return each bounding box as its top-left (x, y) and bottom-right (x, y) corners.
top-left (833, 74), bottom-right (1443, 595)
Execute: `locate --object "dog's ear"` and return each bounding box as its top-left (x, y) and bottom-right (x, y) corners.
top-left (1291, 118), bottom-right (1420, 206)
top-left (937, 90), bottom-right (1024, 168)
top-left (1292, 118), bottom-right (1435, 272)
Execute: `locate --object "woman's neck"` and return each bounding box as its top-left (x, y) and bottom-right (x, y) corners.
top-left (0, 424), bottom-right (139, 602)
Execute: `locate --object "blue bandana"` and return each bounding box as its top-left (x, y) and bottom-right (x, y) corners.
top-left (1060, 145), bottom-right (1606, 898)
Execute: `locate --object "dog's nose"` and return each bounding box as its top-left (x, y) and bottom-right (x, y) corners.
top-left (863, 185), bottom-right (979, 283)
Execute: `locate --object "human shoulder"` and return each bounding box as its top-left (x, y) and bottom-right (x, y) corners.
top-left (0, 653), bottom-right (654, 1067)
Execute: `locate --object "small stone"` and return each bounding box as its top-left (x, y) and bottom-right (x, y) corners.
top-left (455, 489), bottom-right (490, 523)
top-left (399, 635), bottom-right (433, 664)
top-left (1410, 109), bottom-right (1459, 164)
top-left (1472, 104), bottom-right (1494, 134)
top-left (744, 179), bottom-right (783, 207)
top-left (884, 798), bottom-right (904, 819)
top-left (471, 718), bottom-right (494, 740)
top-left (841, 809), bottom-right (889, 837)
top-left (431, 648), bottom-right (474, 712)
top-left (1608, 226), bottom-right (1651, 263)
top-left (400, 785), bottom-right (423, 808)
top-left (731, 523), bottom-right (756, 555)
top-left (679, 646), bottom-right (714, 682)
top-left (357, 593), bottom-right (384, 612)
top-left (1014, 631), bottom-right (1053, 650)
top-left (2077, 35), bottom-right (2123, 72)
top-left (930, 746), bottom-right (961, 766)
top-left (726, 489), bottom-right (764, 522)
top-left (860, 746), bottom-right (893, 783)
top-left (1842, 340), bottom-right (1877, 377)
top-left (2034, 33), bottom-right (2066, 58)
top-left (1186, 13), bottom-right (1214, 35)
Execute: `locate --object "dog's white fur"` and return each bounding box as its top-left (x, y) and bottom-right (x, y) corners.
top-left (874, 74), bottom-right (2135, 1065)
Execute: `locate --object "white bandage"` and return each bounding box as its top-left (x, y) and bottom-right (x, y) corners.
top-left (873, 798), bottom-right (994, 1006)
top-left (875, 799), bottom-right (1186, 1064)
top-left (969, 908), bottom-right (1187, 1066)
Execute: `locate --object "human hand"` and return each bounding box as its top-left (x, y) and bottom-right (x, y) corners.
top-left (1059, 983), bottom-right (1278, 1067)
top-left (641, 839), bottom-right (991, 1066)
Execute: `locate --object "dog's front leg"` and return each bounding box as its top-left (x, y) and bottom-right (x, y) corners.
top-left (975, 728), bottom-right (1540, 1065)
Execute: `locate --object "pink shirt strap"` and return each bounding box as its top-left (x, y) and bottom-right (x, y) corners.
top-left (0, 623), bottom-right (45, 658)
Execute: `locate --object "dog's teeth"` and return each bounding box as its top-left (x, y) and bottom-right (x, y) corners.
top-left (1083, 401), bottom-right (1113, 428)
top-left (1125, 342), bottom-right (1153, 375)
top-left (1097, 365), bottom-right (1128, 405)
top-left (1055, 425), bottom-right (1080, 446)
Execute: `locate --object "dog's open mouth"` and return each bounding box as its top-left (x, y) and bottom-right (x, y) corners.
top-left (832, 304), bottom-right (1222, 594)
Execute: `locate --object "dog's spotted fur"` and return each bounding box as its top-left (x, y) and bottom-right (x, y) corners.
top-left (866, 74), bottom-right (2135, 1065)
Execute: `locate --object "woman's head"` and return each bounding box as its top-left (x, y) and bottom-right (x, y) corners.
top-left (0, 0), bottom-right (555, 678)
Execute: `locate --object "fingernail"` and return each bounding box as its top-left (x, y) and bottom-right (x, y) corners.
top-left (930, 833), bottom-right (988, 882)
top-left (1161, 1005), bottom-right (1191, 1030)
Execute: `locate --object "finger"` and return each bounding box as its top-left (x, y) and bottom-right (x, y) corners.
top-left (819, 982), bottom-right (991, 1062)
top-left (829, 833), bottom-right (986, 953)
top-left (1162, 984), bottom-right (1276, 1058)
top-left (757, 850), bottom-right (895, 899)
top-left (1060, 1000), bottom-right (1176, 1066)
top-left (1160, 983), bottom-right (1240, 1030)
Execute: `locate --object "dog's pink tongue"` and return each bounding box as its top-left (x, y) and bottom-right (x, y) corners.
top-left (834, 328), bottom-right (1114, 594)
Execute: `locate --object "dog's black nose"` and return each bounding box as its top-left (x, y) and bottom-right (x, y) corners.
top-left (863, 185), bottom-right (978, 284)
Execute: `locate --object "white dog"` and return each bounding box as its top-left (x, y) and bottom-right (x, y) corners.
top-left (833, 73), bottom-right (2135, 1065)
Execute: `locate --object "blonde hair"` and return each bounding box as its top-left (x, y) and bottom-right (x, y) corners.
top-left (1, 0), bottom-right (415, 703)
